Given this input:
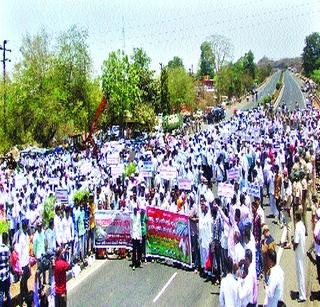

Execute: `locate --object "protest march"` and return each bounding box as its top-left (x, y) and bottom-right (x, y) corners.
top-left (0, 98), bottom-right (320, 307)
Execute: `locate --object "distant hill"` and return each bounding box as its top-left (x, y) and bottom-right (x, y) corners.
top-left (257, 56), bottom-right (302, 71)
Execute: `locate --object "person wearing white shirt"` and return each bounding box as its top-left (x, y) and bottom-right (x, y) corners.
top-left (198, 198), bottom-right (212, 275)
top-left (238, 260), bottom-right (253, 307)
top-left (264, 249), bottom-right (284, 307)
top-left (131, 207), bottom-right (142, 270)
top-left (17, 220), bottom-right (31, 306)
top-left (219, 257), bottom-right (239, 307)
top-left (234, 233), bottom-right (245, 266)
top-left (293, 213), bottom-right (306, 302)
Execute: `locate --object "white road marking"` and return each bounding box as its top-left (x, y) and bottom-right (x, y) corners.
top-left (153, 272), bottom-right (177, 303)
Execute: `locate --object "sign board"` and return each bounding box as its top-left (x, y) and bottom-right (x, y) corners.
top-left (146, 206), bottom-right (192, 268)
top-left (110, 164), bottom-right (124, 178)
top-left (55, 188), bottom-right (69, 204)
top-left (159, 165), bottom-right (177, 180)
top-left (227, 167), bottom-right (240, 181)
top-left (217, 183), bottom-right (234, 198)
top-left (247, 182), bottom-right (261, 198)
top-left (107, 153), bottom-right (119, 165)
top-left (94, 210), bottom-right (132, 249)
top-left (140, 161), bottom-right (153, 178)
top-left (178, 178), bottom-right (192, 190)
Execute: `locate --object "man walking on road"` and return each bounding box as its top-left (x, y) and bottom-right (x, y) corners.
top-left (293, 212), bottom-right (306, 302)
top-left (264, 249), bottom-right (284, 307)
top-left (219, 257), bottom-right (239, 307)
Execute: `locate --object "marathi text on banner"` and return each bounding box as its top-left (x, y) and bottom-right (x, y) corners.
top-left (247, 182), bottom-right (261, 198)
top-left (159, 165), bottom-right (177, 180)
top-left (178, 178), bottom-right (192, 190)
top-left (140, 161), bottom-right (153, 178)
top-left (146, 206), bottom-right (192, 268)
top-left (217, 182), bottom-right (234, 198)
top-left (94, 210), bottom-right (132, 249)
top-left (107, 154), bottom-right (119, 165)
top-left (55, 188), bottom-right (69, 204)
top-left (227, 167), bottom-right (240, 181)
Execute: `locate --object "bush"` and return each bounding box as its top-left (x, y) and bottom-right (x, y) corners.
top-left (42, 195), bottom-right (56, 227)
top-left (124, 162), bottom-right (137, 178)
top-left (276, 81), bottom-right (282, 90)
top-left (261, 95), bottom-right (272, 106)
top-left (0, 220), bottom-right (9, 234)
top-left (73, 189), bottom-right (90, 205)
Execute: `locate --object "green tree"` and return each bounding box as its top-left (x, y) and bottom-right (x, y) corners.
top-left (311, 69), bottom-right (320, 84)
top-left (242, 50), bottom-right (256, 80)
top-left (11, 30), bottom-right (62, 147)
top-left (160, 64), bottom-right (170, 115)
top-left (302, 32), bottom-right (320, 76)
top-left (131, 48), bottom-right (159, 107)
top-left (198, 41), bottom-right (215, 79)
top-left (168, 67), bottom-right (195, 112)
top-left (168, 56), bottom-right (184, 70)
top-left (101, 50), bottom-right (142, 126)
top-left (55, 25), bottom-right (96, 133)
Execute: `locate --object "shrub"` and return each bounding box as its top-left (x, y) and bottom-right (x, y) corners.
top-left (42, 195), bottom-right (56, 227)
top-left (73, 189), bottom-right (90, 205)
top-left (124, 162), bottom-right (137, 178)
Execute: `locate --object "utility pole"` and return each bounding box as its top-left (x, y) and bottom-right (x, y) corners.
top-left (0, 40), bottom-right (11, 133)
top-left (122, 16), bottom-right (126, 52)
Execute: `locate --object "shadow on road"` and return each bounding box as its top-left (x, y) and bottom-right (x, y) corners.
top-left (310, 291), bottom-right (320, 301)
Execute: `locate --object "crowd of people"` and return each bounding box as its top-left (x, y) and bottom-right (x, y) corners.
top-left (0, 94), bottom-right (319, 306)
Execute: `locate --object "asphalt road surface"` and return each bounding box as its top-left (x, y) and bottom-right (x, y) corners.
top-left (242, 70), bottom-right (281, 110)
top-left (279, 70), bottom-right (306, 110)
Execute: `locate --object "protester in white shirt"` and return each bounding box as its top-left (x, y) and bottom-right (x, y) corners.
top-left (293, 212), bottom-right (306, 302)
top-left (17, 220), bottom-right (31, 306)
top-left (264, 249), bottom-right (284, 307)
top-left (131, 207), bottom-right (142, 270)
top-left (219, 256), bottom-right (239, 307)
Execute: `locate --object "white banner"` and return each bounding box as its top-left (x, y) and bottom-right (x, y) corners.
top-left (178, 178), bottom-right (192, 190)
top-left (217, 183), bottom-right (234, 198)
top-left (159, 165), bottom-right (177, 180)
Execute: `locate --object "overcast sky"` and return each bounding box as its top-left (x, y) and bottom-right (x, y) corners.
top-left (1, 0), bottom-right (320, 75)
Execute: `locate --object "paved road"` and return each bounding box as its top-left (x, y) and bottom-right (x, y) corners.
top-left (69, 259), bottom-right (217, 307)
top-left (242, 70), bottom-right (281, 110)
top-left (279, 70), bottom-right (306, 110)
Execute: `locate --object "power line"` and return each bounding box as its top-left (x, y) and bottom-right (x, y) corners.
top-left (0, 40), bottom-right (12, 133)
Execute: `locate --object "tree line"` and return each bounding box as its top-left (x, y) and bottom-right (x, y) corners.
top-left (0, 27), bottom-right (272, 153)
top-left (302, 32), bottom-right (320, 84)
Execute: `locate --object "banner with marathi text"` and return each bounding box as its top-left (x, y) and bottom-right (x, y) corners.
top-left (146, 207), bottom-right (192, 268)
top-left (94, 210), bottom-right (132, 249)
